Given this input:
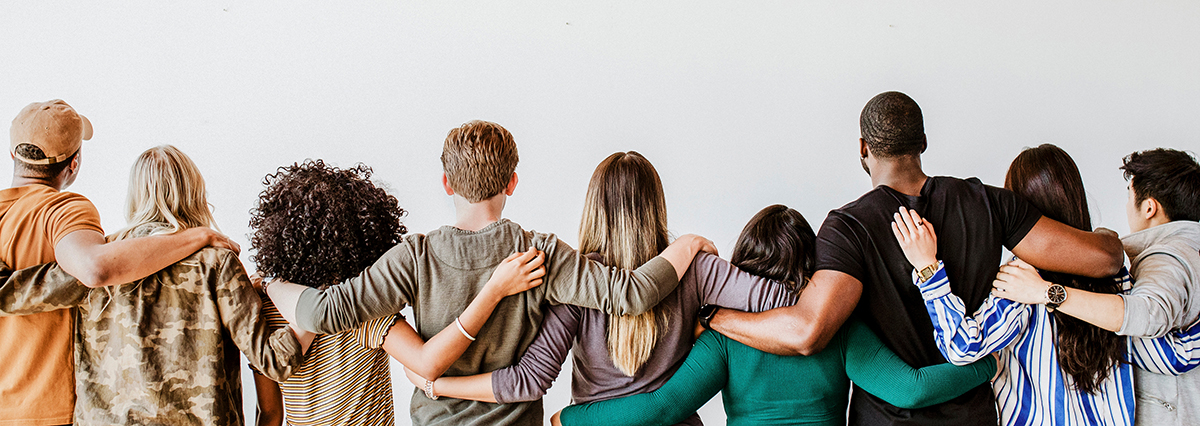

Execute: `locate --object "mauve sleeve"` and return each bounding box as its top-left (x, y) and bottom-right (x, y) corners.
top-left (690, 253), bottom-right (797, 312)
top-left (491, 303), bottom-right (583, 403)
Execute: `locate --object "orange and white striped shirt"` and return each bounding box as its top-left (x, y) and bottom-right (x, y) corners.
top-left (259, 296), bottom-right (398, 426)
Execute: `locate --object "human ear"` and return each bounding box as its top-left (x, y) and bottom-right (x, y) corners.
top-left (859, 139), bottom-right (869, 158)
top-left (504, 173), bottom-right (519, 196)
top-left (442, 174), bottom-right (455, 196)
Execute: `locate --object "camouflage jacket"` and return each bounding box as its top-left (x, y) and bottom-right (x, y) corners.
top-left (0, 227), bottom-right (304, 426)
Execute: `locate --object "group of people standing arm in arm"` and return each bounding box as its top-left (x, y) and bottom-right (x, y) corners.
top-left (0, 90), bottom-right (1197, 426)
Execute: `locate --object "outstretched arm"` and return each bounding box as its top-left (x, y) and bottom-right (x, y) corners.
top-left (843, 321), bottom-right (996, 409)
top-left (407, 303), bottom-right (581, 403)
top-left (707, 269), bottom-right (860, 356)
top-left (0, 260), bottom-right (89, 315)
top-left (555, 331), bottom-right (729, 426)
top-left (544, 234), bottom-right (716, 316)
top-left (1010, 217), bottom-right (1123, 278)
top-left (55, 227), bottom-right (239, 288)
top-left (893, 207), bottom-right (1031, 364)
top-left (384, 249), bottom-right (546, 381)
top-left (1129, 320), bottom-right (1200, 375)
top-left (992, 259), bottom-right (1126, 332)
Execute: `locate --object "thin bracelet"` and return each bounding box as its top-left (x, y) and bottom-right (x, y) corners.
top-left (455, 317), bottom-right (477, 341)
top-left (424, 379), bottom-right (439, 400)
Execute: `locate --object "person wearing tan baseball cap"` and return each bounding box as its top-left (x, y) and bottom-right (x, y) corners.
top-left (0, 100), bottom-right (239, 425)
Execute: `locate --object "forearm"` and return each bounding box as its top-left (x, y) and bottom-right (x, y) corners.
top-left (432, 374), bottom-right (499, 403)
top-left (401, 287), bottom-right (504, 379)
top-left (1012, 219), bottom-right (1123, 278)
top-left (658, 235), bottom-right (706, 279)
top-left (1129, 321), bottom-right (1200, 375)
top-left (253, 374), bottom-right (285, 426)
top-left (559, 332), bottom-right (726, 426)
top-left (846, 321), bottom-right (996, 409)
top-left (709, 269), bottom-right (858, 356)
top-left (1055, 288), bottom-right (1125, 332)
top-left (919, 268), bottom-right (1027, 363)
top-left (58, 227), bottom-right (215, 288)
top-left (0, 261), bottom-right (87, 315)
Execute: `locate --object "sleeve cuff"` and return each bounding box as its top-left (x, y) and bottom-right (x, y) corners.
top-left (912, 261), bottom-right (950, 300)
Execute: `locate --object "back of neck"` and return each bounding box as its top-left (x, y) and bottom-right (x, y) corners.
top-left (870, 157), bottom-right (928, 197)
top-left (453, 194), bottom-right (506, 232)
top-left (11, 175), bottom-right (64, 190)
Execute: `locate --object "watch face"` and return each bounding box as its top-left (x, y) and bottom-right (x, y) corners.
top-left (1048, 284), bottom-right (1067, 304)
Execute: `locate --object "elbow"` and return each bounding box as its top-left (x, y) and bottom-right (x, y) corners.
top-left (409, 364), bottom-right (441, 382)
top-left (76, 266), bottom-right (113, 288)
top-left (785, 326), bottom-right (830, 356)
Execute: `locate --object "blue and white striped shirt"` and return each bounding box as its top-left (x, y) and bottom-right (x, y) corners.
top-left (916, 263), bottom-right (1200, 426)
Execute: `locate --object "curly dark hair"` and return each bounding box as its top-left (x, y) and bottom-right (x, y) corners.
top-left (860, 91), bottom-right (926, 158)
top-left (249, 160), bottom-right (407, 288)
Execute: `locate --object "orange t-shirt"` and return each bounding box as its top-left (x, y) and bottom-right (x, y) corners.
top-left (0, 185), bottom-right (102, 426)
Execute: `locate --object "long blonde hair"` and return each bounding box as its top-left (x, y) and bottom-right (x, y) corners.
top-left (579, 151), bottom-right (669, 376)
top-left (113, 145), bottom-right (216, 241)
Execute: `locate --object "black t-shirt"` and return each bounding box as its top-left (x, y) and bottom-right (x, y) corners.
top-left (816, 176), bottom-right (1041, 426)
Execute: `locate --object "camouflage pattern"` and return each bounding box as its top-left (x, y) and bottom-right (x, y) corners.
top-left (0, 223), bottom-right (304, 426)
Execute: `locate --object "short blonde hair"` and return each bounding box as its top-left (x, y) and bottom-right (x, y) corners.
top-left (113, 145), bottom-right (216, 241)
top-left (440, 120), bottom-right (518, 202)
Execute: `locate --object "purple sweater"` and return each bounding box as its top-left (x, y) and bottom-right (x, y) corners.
top-left (491, 253), bottom-right (797, 426)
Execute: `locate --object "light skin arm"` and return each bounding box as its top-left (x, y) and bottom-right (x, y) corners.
top-left (253, 374), bottom-right (284, 426)
top-left (992, 259), bottom-right (1125, 332)
top-left (54, 227), bottom-right (239, 288)
top-left (708, 269), bottom-right (861, 356)
top-left (383, 249), bottom-right (546, 381)
top-left (1009, 217), bottom-right (1123, 278)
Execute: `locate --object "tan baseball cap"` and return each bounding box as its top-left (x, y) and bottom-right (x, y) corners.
top-left (10, 100), bottom-right (93, 165)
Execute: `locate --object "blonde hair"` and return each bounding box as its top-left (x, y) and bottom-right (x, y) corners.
top-left (579, 151), bottom-right (669, 376)
top-left (113, 145), bottom-right (216, 241)
top-left (440, 120), bottom-right (518, 202)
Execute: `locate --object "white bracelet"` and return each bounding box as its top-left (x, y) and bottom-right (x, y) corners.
top-left (424, 379), bottom-right (438, 400)
top-left (455, 317), bottom-right (476, 341)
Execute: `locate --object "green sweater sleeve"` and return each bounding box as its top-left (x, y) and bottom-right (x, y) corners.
top-left (0, 259), bottom-right (89, 316)
top-left (843, 321), bottom-right (996, 409)
top-left (559, 331), bottom-right (729, 426)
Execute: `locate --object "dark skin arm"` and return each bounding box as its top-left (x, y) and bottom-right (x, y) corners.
top-left (1009, 217), bottom-right (1123, 278)
top-left (708, 269), bottom-right (861, 356)
top-left (253, 374), bottom-right (284, 426)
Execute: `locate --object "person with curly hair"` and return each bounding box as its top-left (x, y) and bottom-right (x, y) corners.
top-left (249, 160), bottom-right (546, 426)
top-left (263, 121), bottom-right (715, 426)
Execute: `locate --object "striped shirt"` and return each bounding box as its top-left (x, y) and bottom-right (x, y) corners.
top-left (916, 262), bottom-right (1200, 426)
top-left (259, 296), bottom-right (399, 426)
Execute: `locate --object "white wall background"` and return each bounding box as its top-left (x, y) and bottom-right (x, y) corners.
top-left (3, 1), bottom-right (1198, 424)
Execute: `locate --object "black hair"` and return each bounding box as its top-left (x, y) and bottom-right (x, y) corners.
top-left (860, 91), bottom-right (926, 158)
top-left (729, 204), bottom-right (817, 293)
top-left (249, 160), bottom-right (407, 288)
top-left (13, 144), bottom-right (76, 178)
top-left (1121, 148), bottom-right (1200, 222)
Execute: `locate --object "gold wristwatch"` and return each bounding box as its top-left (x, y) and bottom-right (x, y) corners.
top-left (916, 262), bottom-right (941, 283)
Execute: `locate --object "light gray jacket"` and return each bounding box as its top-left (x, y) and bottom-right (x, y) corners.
top-left (1117, 220), bottom-right (1200, 426)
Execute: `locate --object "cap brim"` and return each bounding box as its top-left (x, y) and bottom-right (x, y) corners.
top-left (80, 115), bottom-right (93, 141)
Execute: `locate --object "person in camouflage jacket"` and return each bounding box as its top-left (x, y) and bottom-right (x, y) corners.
top-left (0, 223), bottom-right (304, 425)
top-left (0, 145), bottom-right (306, 425)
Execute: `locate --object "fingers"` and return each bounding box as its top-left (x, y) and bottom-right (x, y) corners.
top-left (893, 213), bottom-right (911, 241)
top-left (899, 206), bottom-right (920, 237)
top-left (891, 221), bottom-right (905, 243)
top-left (700, 238), bottom-right (719, 256)
top-left (211, 236), bottom-right (241, 254)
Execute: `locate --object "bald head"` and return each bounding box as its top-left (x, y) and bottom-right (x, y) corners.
top-left (860, 91), bottom-right (926, 158)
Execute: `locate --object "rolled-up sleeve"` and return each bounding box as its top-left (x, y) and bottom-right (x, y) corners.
top-left (1119, 253), bottom-right (1192, 338)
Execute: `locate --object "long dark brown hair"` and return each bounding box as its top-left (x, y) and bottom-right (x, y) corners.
top-left (1005, 144), bottom-right (1125, 394)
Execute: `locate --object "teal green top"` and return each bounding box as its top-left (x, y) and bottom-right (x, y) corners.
top-left (559, 321), bottom-right (996, 426)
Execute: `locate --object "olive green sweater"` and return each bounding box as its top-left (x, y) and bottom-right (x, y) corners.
top-left (293, 219), bottom-right (681, 426)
